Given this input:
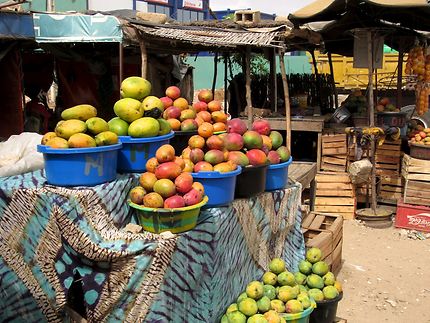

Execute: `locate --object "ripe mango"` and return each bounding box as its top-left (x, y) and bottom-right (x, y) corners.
top-left (68, 133), bottom-right (96, 148)
top-left (86, 117), bottom-right (109, 135)
top-left (55, 119), bottom-right (87, 139)
top-left (95, 131), bottom-right (118, 146)
top-left (41, 132), bottom-right (57, 145)
top-left (46, 137), bottom-right (68, 148)
top-left (61, 104), bottom-right (97, 121)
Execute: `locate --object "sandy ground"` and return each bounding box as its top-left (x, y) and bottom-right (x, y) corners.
top-left (336, 220), bottom-right (430, 323)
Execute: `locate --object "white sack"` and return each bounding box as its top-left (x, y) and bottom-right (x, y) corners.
top-left (0, 132), bottom-right (44, 177)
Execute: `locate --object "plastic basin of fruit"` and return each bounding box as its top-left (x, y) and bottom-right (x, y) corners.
top-left (129, 196), bottom-right (208, 234)
top-left (37, 143), bottom-right (122, 186)
top-left (309, 292), bottom-right (343, 323)
top-left (281, 306), bottom-right (314, 323)
top-left (169, 130), bottom-right (197, 155)
top-left (265, 157), bottom-right (293, 191)
top-left (234, 164), bottom-right (268, 198)
top-left (191, 167), bottom-right (242, 208)
top-left (117, 131), bottom-right (174, 173)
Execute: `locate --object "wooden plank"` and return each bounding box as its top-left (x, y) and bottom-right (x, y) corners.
top-left (381, 186), bottom-right (403, 193)
top-left (404, 196), bottom-right (430, 206)
top-left (376, 149), bottom-right (402, 157)
top-left (380, 191), bottom-right (403, 200)
top-left (376, 169), bottom-right (399, 176)
top-left (376, 163), bottom-right (400, 170)
top-left (315, 205), bottom-right (355, 213)
top-left (407, 180), bottom-right (430, 190)
top-left (376, 155), bottom-right (401, 164)
top-left (403, 154), bottom-right (430, 167)
top-left (406, 165), bottom-right (430, 174)
top-left (316, 172), bottom-right (350, 183)
top-left (323, 141), bottom-right (347, 149)
top-left (322, 134), bottom-right (346, 143)
top-left (307, 214), bottom-right (326, 230)
top-left (404, 173), bottom-right (430, 181)
top-left (316, 182), bottom-right (353, 190)
top-left (405, 188), bottom-right (430, 199)
top-left (323, 147), bottom-right (347, 155)
top-left (377, 144), bottom-right (401, 151)
top-left (322, 156), bottom-right (347, 166)
top-left (381, 176), bottom-right (402, 185)
top-left (316, 189), bottom-right (354, 197)
top-left (315, 197), bottom-right (355, 206)
top-left (321, 163), bottom-right (347, 172)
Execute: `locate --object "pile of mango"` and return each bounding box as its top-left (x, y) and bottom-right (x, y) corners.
top-left (221, 247), bottom-right (342, 323)
top-left (111, 76), bottom-right (171, 138)
top-left (180, 118), bottom-right (290, 174)
top-left (409, 127), bottom-right (430, 145)
top-left (129, 144), bottom-right (205, 208)
top-left (41, 105), bottom-right (118, 148)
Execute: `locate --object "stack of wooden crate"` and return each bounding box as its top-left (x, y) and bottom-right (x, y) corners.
top-left (378, 175), bottom-right (404, 205)
top-left (375, 139), bottom-right (402, 176)
top-left (302, 212), bottom-right (343, 274)
top-left (321, 133), bottom-right (348, 172)
top-left (314, 172), bottom-right (356, 219)
top-left (402, 154), bottom-right (430, 206)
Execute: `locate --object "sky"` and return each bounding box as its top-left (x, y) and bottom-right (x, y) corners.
top-left (209, 0), bottom-right (316, 17)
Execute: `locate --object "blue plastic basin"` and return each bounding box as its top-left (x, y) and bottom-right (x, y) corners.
top-left (265, 157), bottom-right (293, 191)
top-left (37, 143), bottom-right (122, 187)
top-left (117, 131), bottom-right (174, 173)
top-left (191, 167), bottom-right (242, 208)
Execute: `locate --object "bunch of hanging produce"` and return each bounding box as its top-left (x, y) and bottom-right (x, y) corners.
top-left (405, 45), bottom-right (430, 116)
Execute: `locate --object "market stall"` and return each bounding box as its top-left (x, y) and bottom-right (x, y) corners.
top-left (0, 170), bottom-right (303, 322)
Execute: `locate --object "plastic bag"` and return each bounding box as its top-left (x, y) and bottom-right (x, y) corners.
top-left (0, 132), bottom-right (44, 177)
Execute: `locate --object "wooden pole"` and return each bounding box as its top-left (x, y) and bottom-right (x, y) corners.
top-left (224, 54), bottom-right (228, 113)
top-left (279, 50), bottom-right (292, 152)
top-left (367, 30), bottom-right (377, 213)
top-left (119, 43), bottom-right (124, 87)
top-left (212, 52), bottom-right (219, 97)
top-left (140, 40), bottom-right (148, 79)
top-left (328, 52), bottom-right (339, 109)
top-left (245, 47), bottom-right (253, 128)
top-left (397, 48), bottom-right (404, 109)
top-left (269, 48), bottom-right (278, 112)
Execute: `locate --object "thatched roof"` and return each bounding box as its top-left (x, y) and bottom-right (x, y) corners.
top-left (123, 19), bottom-right (321, 54)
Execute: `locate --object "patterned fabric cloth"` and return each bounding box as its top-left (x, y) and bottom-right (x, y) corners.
top-left (0, 170), bottom-right (305, 323)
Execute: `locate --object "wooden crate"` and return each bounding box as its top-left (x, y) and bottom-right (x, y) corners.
top-left (314, 172), bottom-right (356, 219)
top-left (302, 212), bottom-right (343, 275)
top-left (375, 140), bottom-right (402, 176)
top-left (321, 133), bottom-right (347, 172)
top-left (378, 175), bottom-right (403, 205)
top-left (402, 154), bottom-right (430, 206)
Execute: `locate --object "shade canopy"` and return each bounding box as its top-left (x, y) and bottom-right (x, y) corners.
top-left (289, 0), bottom-right (430, 32)
top-left (33, 13), bottom-right (123, 43)
top-left (0, 12), bottom-right (34, 40)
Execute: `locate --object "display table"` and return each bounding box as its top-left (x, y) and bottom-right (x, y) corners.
top-left (0, 170), bottom-right (304, 322)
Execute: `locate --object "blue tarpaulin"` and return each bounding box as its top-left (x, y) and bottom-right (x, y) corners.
top-left (0, 12), bottom-right (34, 39)
top-left (33, 13), bottom-right (123, 43)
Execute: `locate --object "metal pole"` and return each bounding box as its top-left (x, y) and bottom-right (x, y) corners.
top-left (367, 30), bottom-right (377, 213)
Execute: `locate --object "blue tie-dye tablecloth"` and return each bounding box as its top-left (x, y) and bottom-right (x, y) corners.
top-left (0, 170), bottom-right (305, 323)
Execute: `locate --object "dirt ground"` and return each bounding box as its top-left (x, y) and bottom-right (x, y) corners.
top-left (336, 220), bottom-right (430, 323)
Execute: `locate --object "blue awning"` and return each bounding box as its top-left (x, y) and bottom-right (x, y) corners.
top-left (33, 13), bottom-right (123, 43)
top-left (0, 12), bottom-right (34, 39)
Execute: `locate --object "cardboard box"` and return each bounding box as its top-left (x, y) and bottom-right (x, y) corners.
top-left (395, 200), bottom-right (430, 233)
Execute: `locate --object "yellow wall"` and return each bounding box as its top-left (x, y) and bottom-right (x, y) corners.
top-left (311, 52), bottom-right (404, 90)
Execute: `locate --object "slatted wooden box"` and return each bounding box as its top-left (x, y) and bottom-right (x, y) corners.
top-left (378, 175), bottom-right (404, 205)
top-left (314, 172), bottom-right (356, 220)
top-left (402, 154), bottom-right (430, 206)
top-left (302, 212), bottom-right (343, 275)
top-left (375, 140), bottom-right (402, 177)
top-left (321, 133), bottom-right (348, 172)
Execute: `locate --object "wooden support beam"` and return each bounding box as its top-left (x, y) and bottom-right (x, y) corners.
top-left (212, 52), bottom-right (218, 97)
top-left (245, 47), bottom-right (253, 128)
top-left (140, 40), bottom-right (148, 79)
top-left (328, 52), bottom-right (338, 109)
top-left (279, 50), bottom-right (292, 152)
